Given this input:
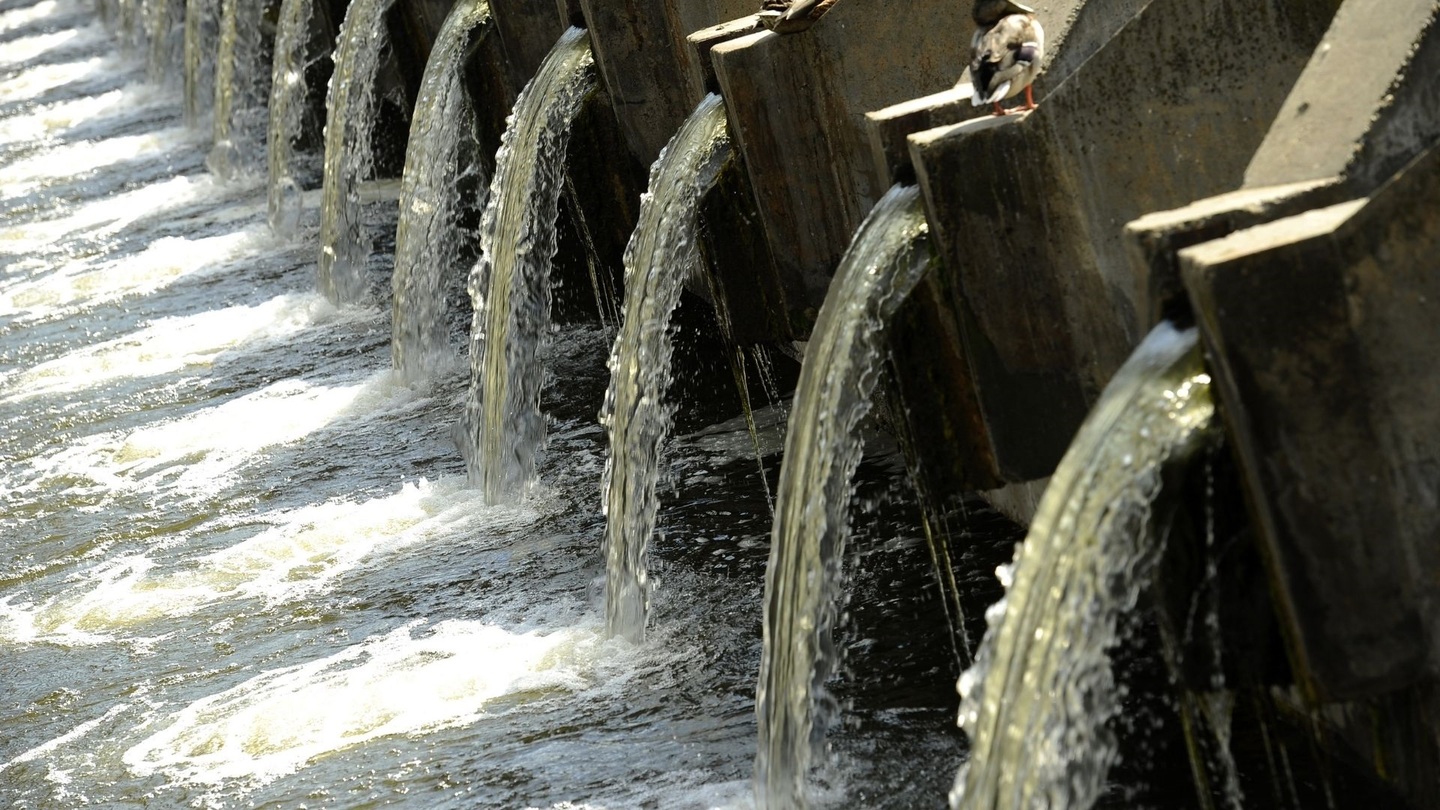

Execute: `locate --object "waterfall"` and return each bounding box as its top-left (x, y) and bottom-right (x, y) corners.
top-left (460, 27), bottom-right (595, 504)
top-left (950, 323), bottom-right (1218, 810)
top-left (754, 185), bottom-right (932, 810)
top-left (182, 0), bottom-right (220, 127)
top-left (209, 0), bottom-right (269, 179)
top-left (390, 0), bottom-right (492, 382)
top-left (599, 94), bottom-right (731, 643)
top-left (143, 0), bottom-right (181, 83)
top-left (265, 0), bottom-right (319, 238)
top-left (315, 0), bottom-right (399, 305)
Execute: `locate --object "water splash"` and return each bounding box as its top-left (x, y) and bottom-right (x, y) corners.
top-left (950, 323), bottom-right (1219, 810)
top-left (754, 185), bottom-right (932, 809)
top-left (391, 0), bottom-right (492, 382)
top-left (208, 0), bottom-right (269, 179)
top-left (461, 27), bottom-right (595, 503)
top-left (315, 0), bottom-right (398, 304)
top-left (182, 0), bottom-right (219, 126)
top-left (265, 0), bottom-right (319, 238)
top-left (599, 94), bottom-right (731, 643)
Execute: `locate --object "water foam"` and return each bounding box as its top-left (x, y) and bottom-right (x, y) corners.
top-left (0, 226), bottom-right (279, 323)
top-left (31, 365), bottom-right (424, 495)
top-left (123, 619), bottom-right (605, 785)
top-left (1, 477), bottom-right (520, 642)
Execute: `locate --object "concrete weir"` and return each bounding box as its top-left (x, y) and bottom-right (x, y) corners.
top-left (231, 0), bottom-right (1440, 803)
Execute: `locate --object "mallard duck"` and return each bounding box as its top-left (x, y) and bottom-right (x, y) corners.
top-left (970, 0), bottom-right (1044, 115)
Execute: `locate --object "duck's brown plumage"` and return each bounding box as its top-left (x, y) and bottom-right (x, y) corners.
top-left (970, 7), bottom-right (1044, 111)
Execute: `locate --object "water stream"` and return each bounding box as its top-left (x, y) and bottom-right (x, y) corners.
top-left (460, 26), bottom-right (595, 504)
top-left (181, 0), bottom-right (218, 125)
top-left (950, 323), bottom-right (1218, 810)
top-left (390, 0), bottom-right (491, 383)
top-left (265, 0), bottom-right (319, 238)
top-left (754, 185), bottom-right (933, 809)
top-left (208, 0), bottom-right (268, 178)
top-left (315, 0), bottom-right (397, 304)
top-left (599, 93), bottom-right (731, 643)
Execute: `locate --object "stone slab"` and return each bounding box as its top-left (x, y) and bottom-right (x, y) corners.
top-left (906, 0), bottom-right (1340, 484)
top-left (1246, 0), bottom-right (1440, 194)
top-left (685, 14), bottom-right (763, 98)
top-left (1181, 141), bottom-right (1440, 703)
top-left (578, 0), bottom-right (753, 165)
top-left (711, 0), bottom-right (971, 332)
top-left (1123, 178), bottom-right (1345, 323)
top-left (864, 0), bottom-right (1148, 185)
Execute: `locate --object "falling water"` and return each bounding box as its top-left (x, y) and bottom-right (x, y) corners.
top-left (754, 185), bottom-right (932, 809)
top-left (265, 0), bottom-right (318, 238)
top-left (209, 0), bottom-right (269, 179)
top-left (143, 0), bottom-right (181, 82)
top-left (950, 323), bottom-right (1219, 810)
top-left (182, 0), bottom-right (219, 126)
top-left (390, 0), bottom-right (492, 382)
top-left (599, 94), bottom-right (731, 643)
top-left (315, 0), bottom-right (399, 304)
top-left (461, 27), bottom-right (595, 503)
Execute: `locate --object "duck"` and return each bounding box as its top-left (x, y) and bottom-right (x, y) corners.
top-left (969, 0), bottom-right (1045, 116)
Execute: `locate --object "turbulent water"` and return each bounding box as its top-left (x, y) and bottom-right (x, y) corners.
top-left (315, 0), bottom-right (396, 304)
top-left (390, 0), bottom-right (490, 383)
top-left (755, 185), bottom-right (933, 809)
top-left (600, 94), bottom-right (731, 643)
top-left (265, 0), bottom-right (318, 238)
top-left (462, 26), bottom-right (594, 504)
top-left (951, 323), bottom-right (1218, 810)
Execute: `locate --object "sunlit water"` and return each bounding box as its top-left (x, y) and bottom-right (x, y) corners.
top-left (0, 5), bottom-right (1006, 808)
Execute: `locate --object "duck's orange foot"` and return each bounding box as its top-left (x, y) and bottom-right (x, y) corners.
top-left (991, 102), bottom-right (1009, 116)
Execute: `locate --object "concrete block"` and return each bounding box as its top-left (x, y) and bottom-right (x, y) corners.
top-left (489, 0), bottom-right (569, 91)
top-left (710, 0), bottom-right (971, 332)
top-left (1246, 0), bottom-right (1440, 195)
top-left (1124, 178), bottom-right (1345, 323)
top-left (684, 14), bottom-right (763, 98)
top-left (863, 0), bottom-right (1150, 185)
top-left (1181, 141), bottom-right (1440, 702)
top-left (906, 0), bottom-right (1339, 483)
top-left (578, 0), bottom-right (753, 165)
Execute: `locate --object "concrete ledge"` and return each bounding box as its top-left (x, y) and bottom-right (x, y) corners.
top-left (711, 0), bottom-right (971, 333)
top-left (1246, 0), bottom-right (1440, 194)
top-left (1124, 178), bottom-right (1346, 323)
top-left (904, 0), bottom-right (1339, 484)
top-left (578, 0), bottom-right (752, 165)
top-left (1181, 142), bottom-right (1440, 703)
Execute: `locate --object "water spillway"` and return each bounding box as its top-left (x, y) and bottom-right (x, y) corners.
top-left (208, 0), bottom-right (268, 177)
top-left (181, 0), bottom-right (217, 125)
top-left (390, 0), bottom-right (491, 383)
top-left (950, 323), bottom-right (1218, 810)
top-left (755, 184), bottom-right (933, 810)
top-left (265, 0), bottom-right (319, 238)
top-left (461, 26), bottom-right (595, 504)
top-left (315, 0), bottom-right (398, 304)
top-left (600, 93), bottom-right (731, 643)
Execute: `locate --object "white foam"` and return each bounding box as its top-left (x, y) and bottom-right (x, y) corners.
top-left (0, 53), bottom-right (117, 105)
top-left (1, 477), bottom-right (523, 641)
top-left (0, 226), bottom-right (279, 324)
top-left (30, 364), bottom-right (419, 495)
top-left (124, 619), bottom-right (606, 785)
top-left (0, 82), bottom-right (171, 145)
top-left (1, 125), bottom-right (198, 194)
top-left (0, 173), bottom-right (249, 262)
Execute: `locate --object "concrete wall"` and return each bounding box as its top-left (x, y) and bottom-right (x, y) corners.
top-left (900, 0), bottom-right (1339, 490)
